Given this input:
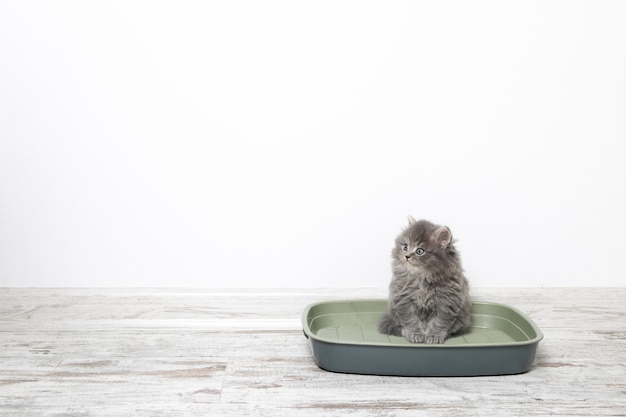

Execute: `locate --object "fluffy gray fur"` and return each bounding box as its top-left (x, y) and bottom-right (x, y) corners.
top-left (378, 217), bottom-right (471, 344)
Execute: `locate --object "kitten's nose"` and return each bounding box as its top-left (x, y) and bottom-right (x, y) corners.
top-left (405, 255), bottom-right (411, 260)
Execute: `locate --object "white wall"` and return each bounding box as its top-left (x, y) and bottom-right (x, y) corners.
top-left (1, 1), bottom-right (625, 288)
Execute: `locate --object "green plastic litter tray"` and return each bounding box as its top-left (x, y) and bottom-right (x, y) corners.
top-left (302, 300), bottom-right (543, 376)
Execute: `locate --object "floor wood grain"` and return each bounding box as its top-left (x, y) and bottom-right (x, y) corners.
top-left (0, 288), bottom-right (624, 416)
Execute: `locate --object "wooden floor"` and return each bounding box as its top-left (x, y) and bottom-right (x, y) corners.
top-left (0, 288), bottom-right (624, 416)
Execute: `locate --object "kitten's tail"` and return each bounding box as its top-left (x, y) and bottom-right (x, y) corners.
top-left (378, 312), bottom-right (402, 336)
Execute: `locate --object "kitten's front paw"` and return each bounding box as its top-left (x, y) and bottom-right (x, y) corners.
top-left (425, 335), bottom-right (445, 344)
top-left (404, 331), bottom-right (425, 343)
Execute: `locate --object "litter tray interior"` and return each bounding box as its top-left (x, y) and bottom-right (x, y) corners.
top-left (306, 300), bottom-right (540, 347)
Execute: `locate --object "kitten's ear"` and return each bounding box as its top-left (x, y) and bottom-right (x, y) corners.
top-left (432, 226), bottom-right (452, 249)
top-left (407, 216), bottom-right (417, 226)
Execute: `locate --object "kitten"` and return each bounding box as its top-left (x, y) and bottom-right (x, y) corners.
top-left (378, 217), bottom-right (471, 344)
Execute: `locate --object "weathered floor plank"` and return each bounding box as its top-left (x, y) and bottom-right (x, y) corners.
top-left (0, 288), bottom-right (624, 416)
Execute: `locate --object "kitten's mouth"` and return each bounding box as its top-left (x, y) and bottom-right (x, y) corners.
top-left (404, 259), bottom-right (418, 267)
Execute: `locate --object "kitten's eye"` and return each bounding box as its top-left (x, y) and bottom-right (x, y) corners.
top-left (416, 248), bottom-right (426, 256)
top-left (402, 244), bottom-right (408, 252)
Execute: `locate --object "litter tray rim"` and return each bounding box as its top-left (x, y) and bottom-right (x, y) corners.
top-left (302, 299), bottom-right (544, 348)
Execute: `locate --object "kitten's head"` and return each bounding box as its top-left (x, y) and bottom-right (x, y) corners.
top-left (392, 217), bottom-right (457, 274)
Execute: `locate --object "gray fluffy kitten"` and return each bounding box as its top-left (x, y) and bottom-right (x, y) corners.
top-left (378, 217), bottom-right (471, 344)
